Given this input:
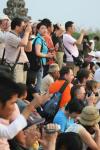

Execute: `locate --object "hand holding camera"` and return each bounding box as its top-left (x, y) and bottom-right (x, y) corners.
top-left (86, 91), bottom-right (96, 105)
top-left (25, 23), bottom-right (32, 34)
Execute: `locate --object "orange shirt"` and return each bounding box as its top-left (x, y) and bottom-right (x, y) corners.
top-left (44, 34), bottom-right (55, 64)
top-left (44, 34), bottom-right (54, 49)
top-left (49, 80), bottom-right (71, 108)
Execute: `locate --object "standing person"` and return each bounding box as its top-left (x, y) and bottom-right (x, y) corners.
top-left (27, 22), bottom-right (54, 92)
top-left (41, 18), bottom-right (56, 76)
top-left (40, 63), bottom-right (60, 94)
top-left (0, 15), bottom-right (10, 62)
top-left (5, 17), bottom-right (32, 83)
top-left (52, 24), bottom-right (65, 69)
top-left (63, 21), bottom-right (85, 74)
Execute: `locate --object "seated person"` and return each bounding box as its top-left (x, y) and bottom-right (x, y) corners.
top-left (66, 106), bottom-right (100, 150)
top-left (40, 63), bottom-right (60, 94)
top-left (56, 132), bottom-right (83, 150)
top-left (53, 100), bottom-right (83, 132)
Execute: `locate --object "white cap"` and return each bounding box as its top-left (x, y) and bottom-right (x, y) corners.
top-left (0, 14), bottom-right (10, 21)
top-left (94, 68), bottom-right (100, 82)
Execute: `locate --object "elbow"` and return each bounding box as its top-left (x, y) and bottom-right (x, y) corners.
top-left (19, 41), bottom-right (28, 47)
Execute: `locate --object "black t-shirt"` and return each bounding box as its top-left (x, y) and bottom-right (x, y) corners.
top-left (52, 33), bottom-right (64, 52)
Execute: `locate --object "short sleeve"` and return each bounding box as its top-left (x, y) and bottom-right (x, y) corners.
top-left (35, 38), bottom-right (42, 46)
top-left (63, 34), bottom-right (76, 45)
top-left (6, 33), bottom-right (21, 48)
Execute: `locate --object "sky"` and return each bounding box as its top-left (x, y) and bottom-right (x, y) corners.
top-left (0, 0), bottom-right (100, 30)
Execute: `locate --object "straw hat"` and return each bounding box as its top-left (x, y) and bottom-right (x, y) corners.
top-left (79, 106), bottom-right (100, 126)
top-left (48, 63), bottom-right (60, 73)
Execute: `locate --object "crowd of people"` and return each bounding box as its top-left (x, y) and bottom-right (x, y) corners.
top-left (0, 14), bottom-right (100, 150)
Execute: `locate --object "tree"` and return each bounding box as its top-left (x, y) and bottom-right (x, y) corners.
top-left (3, 0), bottom-right (30, 20)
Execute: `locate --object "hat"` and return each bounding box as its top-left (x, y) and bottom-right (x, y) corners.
top-left (48, 63), bottom-right (60, 73)
top-left (0, 14), bottom-right (10, 20)
top-left (94, 68), bottom-right (100, 82)
top-left (88, 51), bottom-right (95, 57)
top-left (79, 106), bottom-right (100, 126)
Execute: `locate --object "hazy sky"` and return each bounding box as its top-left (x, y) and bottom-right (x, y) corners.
top-left (0, 0), bottom-right (100, 29)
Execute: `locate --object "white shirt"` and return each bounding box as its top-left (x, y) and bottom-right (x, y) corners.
top-left (0, 31), bottom-right (7, 59)
top-left (40, 74), bottom-right (54, 94)
top-left (0, 114), bottom-right (27, 139)
top-left (63, 33), bottom-right (79, 62)
top-left (5, 32), bottom-right (28, 63)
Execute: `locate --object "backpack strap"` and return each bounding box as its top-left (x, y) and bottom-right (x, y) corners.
top-left (59, 80), bottom-right (69, 94)
top-left (56, 80), bottom-right (69, 111)
top-left (1, 48), bottom-right (6, 64)
top-left (32, 37), bottom-right (44, 64)
top-left (63, 43), bottom-right (75, 59)
top-left (11, 48), bottom-right (21, 71)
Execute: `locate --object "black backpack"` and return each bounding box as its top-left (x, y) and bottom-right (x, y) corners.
top-left (26, 37), bottom-right (43, 71)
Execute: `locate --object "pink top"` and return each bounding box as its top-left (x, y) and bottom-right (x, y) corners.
top-left (0, 104), bottom-right (20, 150)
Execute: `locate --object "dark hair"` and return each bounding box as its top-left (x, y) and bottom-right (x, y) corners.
top-left (53, 24), bottom-right (60, 32)
top-left (56, 132), bottom-right (83, 150)
top-left (83, 35), bottom-right (89, 41)
top-left (41, 18), bottom-right (52, 28)
top-left (86, 80), bottom-right (97, 92)
top-left (77, 69), bottom-right (90, 83)
top-left (94, 36), bottom-right (99, 41)
top-left (65, 99), bottom-right (83, 114)
top-left (17, 83), bottom-right (27, 98)
top-left (11, 17), bottom-right (24, 30)
top-left (71, 84), bottom-right (84, 99)
top-left (36, 22), bottom-right (47, 30)
top-left (82, 61), bottom-right (90, 69)
top-left (90, 62), bottom-right (95, 74)
top-left (60, 67), bottom-right (71, 79)
top-left (65, 21), bottom-right (74, 31)
top-left (90, 62), bottom-right (95, 70)
top-left (0, 73), bottom-right (19, 106)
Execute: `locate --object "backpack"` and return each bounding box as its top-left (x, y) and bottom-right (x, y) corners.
top-left (26, 37), bottom-right (43, 71)
top-left (43, 81), bottom-right (69, 122)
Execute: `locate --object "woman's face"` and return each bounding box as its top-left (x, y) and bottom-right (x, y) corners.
top-left (38, 25), bottom-right (47, 36)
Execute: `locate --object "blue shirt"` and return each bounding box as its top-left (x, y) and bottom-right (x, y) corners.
top-left (34, 33), bottom-right (48, 65)
top-left (53, 109), bottom-right (74, 132)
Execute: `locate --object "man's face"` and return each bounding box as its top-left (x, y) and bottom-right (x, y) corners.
top-left (65, 69), bottom-right (74, 83)
top-left (17, 21), bottom-right (25, 33)
top-left (77, 87), bottom-right (86, 100)
top-left (68, 24), bottom-right (76, 34)
top-left (0, 94), bottom-right (18, 119)
top-left (1, 19), bottom-right (10, 31)
top-left (53, 70), bottom-right (60, 80)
